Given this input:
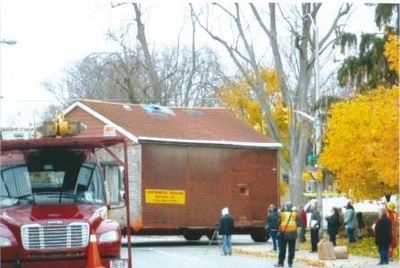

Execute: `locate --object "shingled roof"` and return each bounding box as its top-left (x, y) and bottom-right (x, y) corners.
top-left (64, 100), bottom-right (281, 148)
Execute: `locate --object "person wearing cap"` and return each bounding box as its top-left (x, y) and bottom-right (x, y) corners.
top-left (219, 207), bottom-right (234, 256)
top-left (274, 202), bottom-right (297, 268)
top-left (386, 202), bottom-right (398, 261)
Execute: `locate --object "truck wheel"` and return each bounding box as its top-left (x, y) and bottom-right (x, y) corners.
top-left (250, 233), bottom-right (270, 242)
top-left (183, 233), bottom-right (203, 241)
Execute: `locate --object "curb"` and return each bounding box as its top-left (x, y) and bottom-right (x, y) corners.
top-left (234, 247), bottom-right (400, 268)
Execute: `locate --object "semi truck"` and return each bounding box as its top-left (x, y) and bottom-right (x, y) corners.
top-left (0, 118), bottom-right (131, 268)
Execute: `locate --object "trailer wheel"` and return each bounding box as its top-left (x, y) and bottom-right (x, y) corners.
top-left (250, 233), bottom-right (270, 242)
top-left (183, 233), bottom-right (203, 241)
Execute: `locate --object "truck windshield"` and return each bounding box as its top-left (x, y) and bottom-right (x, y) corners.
top-left (0, 150), bottom-right (105, 207)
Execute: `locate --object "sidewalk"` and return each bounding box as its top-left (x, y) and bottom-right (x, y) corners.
top-left (235, 242), bottom-right (400, 268)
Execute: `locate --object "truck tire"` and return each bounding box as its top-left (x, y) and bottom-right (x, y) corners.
top-left (250, 233), bottom-right (270, 242)
top-left (183, 232), bottom-right (203, 241)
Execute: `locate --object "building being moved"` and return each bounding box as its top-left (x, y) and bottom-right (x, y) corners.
top-left (64, 100), bottom-right (281, 241)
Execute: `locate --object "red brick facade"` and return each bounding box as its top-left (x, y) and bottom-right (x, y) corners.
top-left (140, 142), bottom-right (279, 231)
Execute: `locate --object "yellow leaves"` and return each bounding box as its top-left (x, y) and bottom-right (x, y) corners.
top-left (320, 87), bottom-right (399, 200)
top-left (218, 68), bottom-right (286, 133)
top-left (219, 68), bottom-right (291, 163)
top-left (280, 180), bottom-right (288, 196)
top-left (384, 34), bottom-right (400, 74)
top-left (219, 80), bottom-right (262, 129)
top-left (260, 69), bottom-right (280, 96)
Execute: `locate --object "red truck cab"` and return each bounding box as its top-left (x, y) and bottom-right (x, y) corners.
top-left (0, 136), bottom-right (129, 268)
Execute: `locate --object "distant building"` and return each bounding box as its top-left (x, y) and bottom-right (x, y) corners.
top-left (0, 127), bottom-right (33, 140)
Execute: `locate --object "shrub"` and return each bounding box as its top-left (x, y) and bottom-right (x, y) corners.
top-left (362, 212), bottom-right (379, 237)
top-left (337, 211), bottom-right (378, 238)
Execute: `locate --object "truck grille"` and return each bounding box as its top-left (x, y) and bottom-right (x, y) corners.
top-left (21, 222), bottom-right (90, 250)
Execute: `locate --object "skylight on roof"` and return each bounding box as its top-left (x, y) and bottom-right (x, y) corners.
top-left (141, 105), bottom-right (175, 120)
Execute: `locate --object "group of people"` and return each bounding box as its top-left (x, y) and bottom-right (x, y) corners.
top-left (217, 200), bottom-right (398, 266)
top-left (265, 200), bottom-right (399, 267)
top-left (266, 202), bottom-right (305, 267)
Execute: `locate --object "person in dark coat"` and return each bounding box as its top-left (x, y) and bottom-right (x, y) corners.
top-left (219, 207), bottom-right (234, 256)
top-left (375, 207), bottom-right (392, 265)
top-left (309, 203), bottom-right (321, 253)
top-left (266, 204), bottom-right (280, 252)
top-left (325, 207), bottom-right (340, 246)
top-left (356, 211), bottom-right (365, 240)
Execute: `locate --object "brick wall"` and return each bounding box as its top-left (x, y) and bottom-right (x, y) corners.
top-left (141, 143), bottom-right (279, 229)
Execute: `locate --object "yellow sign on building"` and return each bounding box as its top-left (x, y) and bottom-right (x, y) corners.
top-left (145, 189), bottom-right (186, 205)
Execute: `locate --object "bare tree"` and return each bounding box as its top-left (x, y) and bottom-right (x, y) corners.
top-left (190, 3), bottom-right (352, 205)
top-left (43, 3), bottom-right (224, 108)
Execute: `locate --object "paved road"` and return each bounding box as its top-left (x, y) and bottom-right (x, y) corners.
top-left (121, 235), bottom-right (310, 268)
top-left (121, 235), bottom-right (400, 268)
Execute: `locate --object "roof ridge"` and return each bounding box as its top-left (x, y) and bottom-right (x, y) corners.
top-left (81, 99), bottom-right (225, 110)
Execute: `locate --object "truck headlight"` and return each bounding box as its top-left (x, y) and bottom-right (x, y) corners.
top-left (0, 237), bottom-right (11, 247)
top-left (99, 231), bottom-right (119, 243)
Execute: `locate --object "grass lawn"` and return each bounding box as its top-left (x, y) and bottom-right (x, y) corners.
top-left (299, 235), bottom-right (399, 261)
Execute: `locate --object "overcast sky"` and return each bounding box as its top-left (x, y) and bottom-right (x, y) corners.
top-left (0, 1), bottom-right (379, 128)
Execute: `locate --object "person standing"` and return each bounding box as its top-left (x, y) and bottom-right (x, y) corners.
top-left (386, 202), bottom-right (398, 261)
top-left (274, 202), bottom-right (297, 268)
top-left (309, 203), bottom-right (321, 253)
top-left (325, 207), bottom-right (340, 246)
top-left (299, 206), bottom-right (307, 243)
top-left (293, 206), bottom-right (302, 251)
top-left (344, 202), bottom-right (357, 243)
top-left (375, 208), bottom-right (392, 265)
top-left (219, 207), bottom-right (234, 256)
top-left (356, 211), bottom-right (365, 240)
top-left (266, 204), bottom-right (280, 252)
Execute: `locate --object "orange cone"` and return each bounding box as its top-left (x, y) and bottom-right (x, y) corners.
top-left (86, 230), bottom-right (105, 268)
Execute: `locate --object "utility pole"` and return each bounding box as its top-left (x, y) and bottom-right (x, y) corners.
top-left (304, 13), bottom-right (323, 232)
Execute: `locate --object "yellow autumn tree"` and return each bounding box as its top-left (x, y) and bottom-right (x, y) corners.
top-left (219, 68), bottom-right (291, 160)
top-left (384, 34), bottom-right (400, 74)
top-left (220, 68), bottom-right (292, 197)
top-left (320, 87), bottom-right (399, 200)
